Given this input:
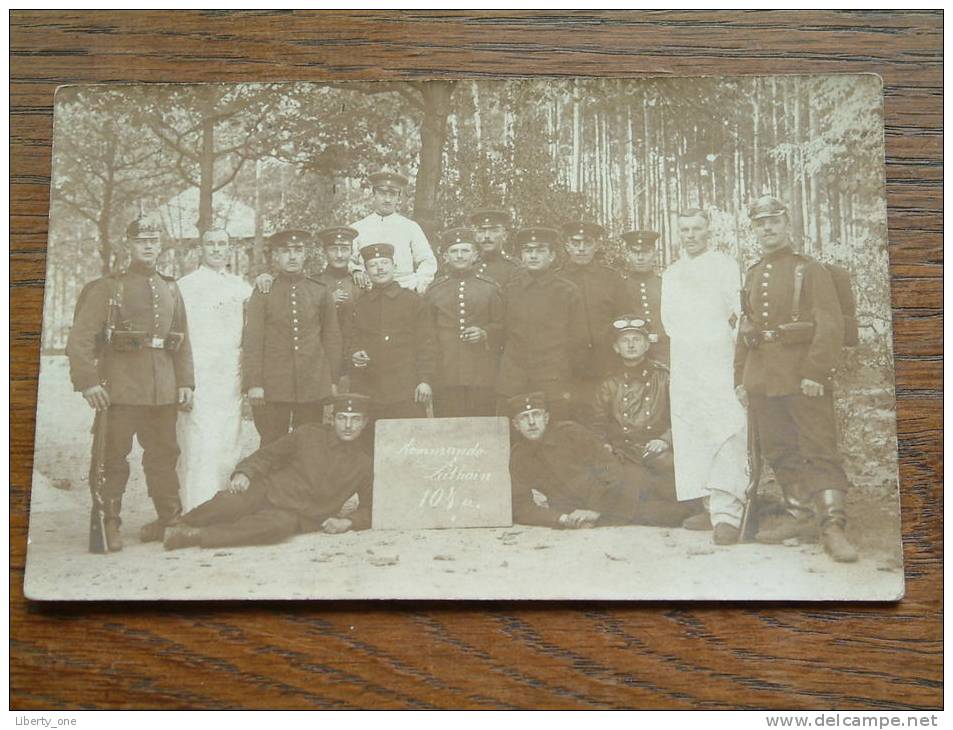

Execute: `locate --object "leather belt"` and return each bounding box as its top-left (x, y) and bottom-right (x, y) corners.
top-left (143, 336), bottom-right (169, 349)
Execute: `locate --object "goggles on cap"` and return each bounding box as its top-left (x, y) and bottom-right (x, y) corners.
top-left (612, 318), bottom-right (648, 331)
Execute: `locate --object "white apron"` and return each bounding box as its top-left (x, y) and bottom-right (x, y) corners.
top-left (175, 266), bottom-right (252, 511)
top-left (661, 249), bottom-right (748, 501)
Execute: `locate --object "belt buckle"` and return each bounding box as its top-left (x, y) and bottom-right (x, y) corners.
top-left (149, 336), bottom-right (165, 349)
top-left (762, 330), bottom-right (778, 343)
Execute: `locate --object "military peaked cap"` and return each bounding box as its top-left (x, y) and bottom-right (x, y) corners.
top-left (609, 314), bottom-right (650, 338)
top-left (126, 218), bottom-right (161, 240)
top-left (562, 221), bottom-right (606, 240)
top-left (506, 391), bottom-right (548, 418)
top-left (515, 227), bottom-right (561, 250)
top-left (468, 208), bottom-right (511, 228)
top-left (620, 230), bottom-right (660, 251)
top-left (360, 243), bottom-right (395, 262)
top-left (267, 229), bottom-right (312, 249)
top-left (747, 195), bottom-right (788, 220)
top-left (368, 171), bottom-right (409, 191)
top-left (331, 392), bottom-right (372, 415)
top-left (439, 227), bottom-right (478, 251)
top-left (316, 226), bottom-right (359, 247)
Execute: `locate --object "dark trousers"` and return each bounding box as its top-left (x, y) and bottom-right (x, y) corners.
top-left (619, 450), bottom-right (699, 527)
top-left (103, 404), bottom-right (182, 520)
top-left (749, 392), bottom-right (851, 504)
top-left (181, 482), bottom-right (300, 548)
top-left (252, 401), bottom-right (324, 446)
top-left (434, 386), bottom-right (495, 417)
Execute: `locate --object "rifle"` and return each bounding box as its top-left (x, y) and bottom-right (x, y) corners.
top-left (739, 403), bottom-right (762, 542)
top-left (88, 408), bottom-right (109, 553)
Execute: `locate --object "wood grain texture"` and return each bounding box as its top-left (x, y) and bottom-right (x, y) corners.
top-left (10, 10), bottom-right (941, 710)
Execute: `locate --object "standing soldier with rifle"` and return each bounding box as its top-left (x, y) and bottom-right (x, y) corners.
top-left (66, 218), bottom-right (194, 552)
top-left (735, 196), bottom-right (857, 563)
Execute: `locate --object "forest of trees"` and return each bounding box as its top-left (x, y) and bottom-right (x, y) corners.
top-left (42, 75), bottom-right (895, 488)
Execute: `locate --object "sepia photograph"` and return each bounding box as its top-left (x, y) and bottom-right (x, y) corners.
top-left (24, 74), bottom-right (903, 601)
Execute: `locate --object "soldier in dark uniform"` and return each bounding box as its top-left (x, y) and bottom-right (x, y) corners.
top-left (243, 229), bottom-right (343, 446)
top-left (591, 317), bottom-right (700, 529)
top-left (350, 243), bottom-right (436, 420)
top-left (162, 393), bottom-right (374, 550)
top-left (497, 227), bottom-right (588, 422)
top-left (735, 196), bottom-right (857, 562)
top-left (66, 218), bottom-right (194, 550)
top-left (468, 207), bottom-right (520, 287)
top-left (425, 227), bottom-right (505, 417)
top-left (316, 225), bottom-right (362, 391)
top-left (508, 392), bottom-right (640, 529)
top-left (558, 220), bottom-right (629, 423)
top-left (621, 230), bottom-right (669, 364)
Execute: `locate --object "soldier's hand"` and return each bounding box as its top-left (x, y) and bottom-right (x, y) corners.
top-left (247, 387), bottom-right (265, 407)
top-left (735, 385), bottom-right (748, 408)
top-left (565, 509), bottom-right (600, 529)
top-left (255, 273), bottom-right (274, 294)
top-left (177, 387), bottom-right (194, 411)
top-left (352, 271), bottom-right (371, 289)
top-left (800, 379), bottom-right (824, 397)
top-left (645, 439), bottom-right (669, 454)
top-left (333, 288), bottom-right (351, 304)
top-left (460, 326), bottom-right (486, 344)
top-left (415, 382), bottom-right (433, 404)
top-left (321, 517), bottom-right (353, 534)
top-left (82, 385), bottom-right (110, 411)
top-left (228, 473), bottom-right (250, 493)
top-left (352, 350), bottom-right (370, 368)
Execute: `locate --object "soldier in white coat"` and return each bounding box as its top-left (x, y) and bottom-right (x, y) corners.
top-left (661, 208), bottom-right (749, 545)
top-left (175, 228), bottom-right (252, 511)
top-left (348, 171), bottom-right (437, 294)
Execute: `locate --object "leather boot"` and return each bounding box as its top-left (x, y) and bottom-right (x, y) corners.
top-left (755, 505), bottom-right (818, 544)
top-left (103, 498), bottom-right (123, 552)
top-left (140, 495), bottom-right (183, 543)
top-left (817, 489), bottom-right (858, 563)
top-left (163, 524), bottom-right (203, 551)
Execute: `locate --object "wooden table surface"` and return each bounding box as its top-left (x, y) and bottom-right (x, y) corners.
top-left (10, 10), bottom-right (942, 710)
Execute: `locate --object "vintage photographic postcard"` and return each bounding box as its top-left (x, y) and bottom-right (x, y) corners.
top-left (24, 76), bottom-right (903, 601)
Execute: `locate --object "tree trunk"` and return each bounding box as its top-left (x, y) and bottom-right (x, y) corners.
top-left (413, 81), bottom-right (456, 237)
top-left (198, 115), bottom-right (215, 238)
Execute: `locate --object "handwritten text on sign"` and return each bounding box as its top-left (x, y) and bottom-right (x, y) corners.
top-left (372, 417), bottom-right (512, 530)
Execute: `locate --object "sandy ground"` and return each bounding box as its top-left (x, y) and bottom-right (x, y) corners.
top-left (23, 357), bottom-right (904, 602)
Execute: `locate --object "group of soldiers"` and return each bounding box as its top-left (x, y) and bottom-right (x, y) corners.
top-left (66, 169), bottom-right (858, 564)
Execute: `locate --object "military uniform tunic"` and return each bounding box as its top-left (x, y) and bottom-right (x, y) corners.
top-left (475, 251), bottom-right (520, 288)
top-left (350, 281), bottom-right (437, 414)
top-left (425, 270), bottom-right (504, 417)
top-left (318, 266), bottom-right (362, 376)
top-left (510, 421), bottom-right (638, 528)
top-left (623, 271), bottom-right (669, 363)
top-left (66, 261), bottom-right (195, 519)
top-left (242, 272), bottom-right (342, 444)
top-left (67, 262), bottom-right (194, 405)
top-left (497, 269), bottom-right (588, 419)
top-left (589, 359), bottom-right (694, 525)
top-left (180, 423), bottom-right (373, 548)
top-left (735, 245), bottom-right (850, 502)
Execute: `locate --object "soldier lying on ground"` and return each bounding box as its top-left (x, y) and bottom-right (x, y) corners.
top-left (163, 394), bottom-right (373, 550)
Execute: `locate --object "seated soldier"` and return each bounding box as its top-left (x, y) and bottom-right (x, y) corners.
top-left (508, 391), bottom-right (640, 529)
top-left (163, 393), bottom-right (373, 550)
top-left (591, 316), bottom-right (701, 528)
